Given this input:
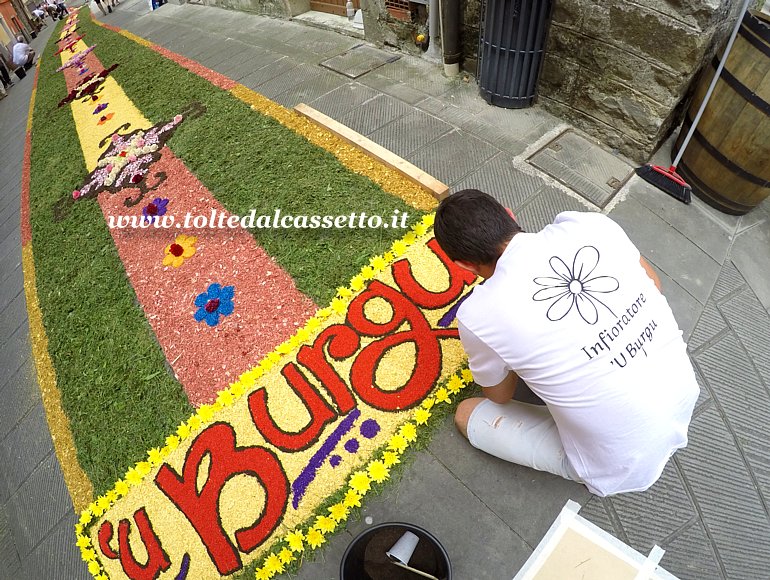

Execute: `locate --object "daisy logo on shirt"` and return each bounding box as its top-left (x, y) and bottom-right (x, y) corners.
top-left (532, 246), bottom-right (619, 325)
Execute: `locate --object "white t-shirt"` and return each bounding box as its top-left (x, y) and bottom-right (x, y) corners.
top-left (457, 211), bottom-right (699, 496)
top-left (12, 42), bottom-right (31, 67)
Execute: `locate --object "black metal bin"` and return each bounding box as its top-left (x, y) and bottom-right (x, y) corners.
top-left (478, 0), bottom-right (554, 108)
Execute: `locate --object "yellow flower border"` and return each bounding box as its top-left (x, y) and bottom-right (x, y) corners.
top-left (73, 213), bottom-right (475, 579)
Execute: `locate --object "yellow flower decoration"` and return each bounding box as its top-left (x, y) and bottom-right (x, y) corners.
top-left (198, 404), bottom-right (215, 423)
top-left (337, 286), bottom-right (353, 299)
top-left (398, 423), bottom-right (417, 442)
top-left (331, 297), bottom-right (348, 314)
top-left (295, 327), bottom-right (311, 343)
top-left (388, 434), bottom-right (408, 453)
top-left (125, 466), bottom-right (142, 486)
top-left (90, 502), bottom-right (105, 518)
top-left (412, 222), bottom-right (428, 237)
top-left (177, 423), bottom-right (191, 440)
top-left (447, 375), bottom-right (464, 394)
top-left (403, 231), bottom-right (417, 244)
top-left (422, 213), bottom-right (435, 227)
top-left (275, 341), bottom-right (292, 355)
top-left (255, 568), bottom-right (272, 580)
top-left (286, 530), bottom-right (304, 552)
top-left (422, 397), bottom-right (436, 410)
top-left (461, 368), bottom-right (474, 383)
top-left (88, 562), bottom-right (102, 576)
top-left (217, 389), bottom-right (235, 407)
top-left (136, 461), bottom-right (152, 477)
top-left (435, 387), bottom-right (451, 404)
top-left (316, 307), bottom-right (333, 319)
top-left (115, 480), bottom-right (129, 497)
top-left (278, 547), bottom-right (294, 564)
top-left (95, 496), bottom-right (110, 513)
top-left (343, 489), bottom-right (362, 508)
top-left (315, 515), bottom-right (337, 533)
top-left (162, 234), bottom-right (197, 268)
top-left (306, 528), bottom-right (326, 549)
top-left (231, 381), bottom-right (246, 397)
top-left (349, 471), bottom-right (372, 494)
top-left (76, 535), bottom-right (90, 549)
top-left (264, 553), bottom-right (284, 575)
top-left (370, 255), bottom-right (387, 271)
top-left (79, 511), bottom-right (93, 525)
top-left (368, 460), bottom-right (390, 483)
top-left (306, 317), bottom-right (322, 331)
top-left (414, 408), bottom-right (431, 425)
top-left (391, 240), bottom-right (408, 256)
top-left (361, 265), bottom-right (376, 280)
top-left (350, 274), bottom-right (366, 291)
top-left (328, 503), bottom-right (348, 522)
top-left (266, 351), bottom-right (281, 364)
top-left (81, 548), bottom-right (96, 562)
top-left (164, 434), bottom-right (180, 451)
top-left (383, 451), bottom-right (401, 467)
top-left (106, 489), bottom-right (119, 503)
top-left (148, 447), bottom-right (163, 465)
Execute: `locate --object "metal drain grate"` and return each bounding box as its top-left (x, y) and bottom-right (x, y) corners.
top-left (528, 131), bottom-right (634, 208)
top-left (320, 44), bottom-right (401, 79)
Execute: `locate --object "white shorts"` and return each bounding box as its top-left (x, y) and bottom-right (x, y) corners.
top-left (466, 399), bottom-right (582, 483)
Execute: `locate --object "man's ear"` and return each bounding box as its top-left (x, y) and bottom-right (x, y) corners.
top-left (454, 260), bottom-right (481, 276)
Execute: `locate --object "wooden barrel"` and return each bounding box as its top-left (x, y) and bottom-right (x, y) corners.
top-left (674, 11), bottom-right (770, 215)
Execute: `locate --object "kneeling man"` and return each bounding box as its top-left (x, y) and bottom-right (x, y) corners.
top-left (435, 189), bottom-right (699, 497)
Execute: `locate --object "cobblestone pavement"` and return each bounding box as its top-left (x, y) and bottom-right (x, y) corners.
top-left (1, 2), bottom-right (769, 578)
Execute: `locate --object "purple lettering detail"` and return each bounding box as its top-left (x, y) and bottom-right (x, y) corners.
top-left (291, 409), bottom-right (361, 509)
top-left (360, 419), bottom-right (380, 439)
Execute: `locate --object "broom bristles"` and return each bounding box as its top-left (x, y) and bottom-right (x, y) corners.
top-left (635, 165), bottom-right (692, 204)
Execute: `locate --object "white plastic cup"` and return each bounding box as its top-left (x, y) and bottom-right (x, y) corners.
top-left (386, 530), bottom-right (420, 565)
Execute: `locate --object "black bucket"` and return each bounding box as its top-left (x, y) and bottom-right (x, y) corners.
top-left (340, 522), bottom-right (451, 580)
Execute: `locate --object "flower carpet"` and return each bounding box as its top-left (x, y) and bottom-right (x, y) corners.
top-left (23, 9), bottom-right (478, 579)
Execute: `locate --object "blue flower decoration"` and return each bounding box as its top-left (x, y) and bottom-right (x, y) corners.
top-left (194, 283), bottom-right (235, 327)
top-left (142, 197), bottom-right (169, 223)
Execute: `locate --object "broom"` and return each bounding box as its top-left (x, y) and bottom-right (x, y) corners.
top-left (636, 0), bottom-right (751, 204)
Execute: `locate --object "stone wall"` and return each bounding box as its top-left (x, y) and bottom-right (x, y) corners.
top-left (538, 0), bottom-right (745, 161)
top-left (456, 0), bottom-right (745, 161)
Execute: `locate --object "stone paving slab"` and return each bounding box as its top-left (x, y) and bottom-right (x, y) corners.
top-left (239, 56), bottom-right (300, 90)
top-left (244, 62), bottom-right (318, 101)
top-left (368, 110), bottom-right (453, 160)
top-left (21, 509), bottom-right (89, 580)
top-left (338, 93), bottom-right (413, 137)
top-left (271, 68), bottom-right (348, 109)
top-left (427, 416), bottom-right (591, 547)
top-left (647, 261), bottom-right (701, 341)
top-left (516, 185), bottom-right (594, 232)
top-left (306, 81), bottom-right (380, 122)
top-left (659, 519), bottom-right (723, 580)
top-left (605, 462), bottom-right (695, 554)
top-left (0, 323), bottom-right (30, 380)
top-left (5, 452), bottom-right (71, 560)
top-left (717, 288), bottom-right (770, 387)
top-left (0, 358), bottom-right (41, 443)
top-left (608, 195), bottom-right (721, 304)
top-left (729, 218), bottom-right (770, 310)
top-left (0, 404), bottom-right (55, 501)
top-left (0, 264), bottom-right (22, 310)
top-left (676, 405), bottom-right (770, 580)
top-left (687, 300), bottom-right (729, 353)
top-left (452, 153), bottom-right (546, 210)
top-left (408, 128), bottom-right (501, 186)
top-left (286, 451), bottom-right (535, 580)
top-left (357, 71), bottom-right (431, 105)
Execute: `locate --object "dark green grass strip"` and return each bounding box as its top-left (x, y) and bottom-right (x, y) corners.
top-left (80, 14), bottom-right (424, 306)
top-left (29, 22), bottom-right (193, 496)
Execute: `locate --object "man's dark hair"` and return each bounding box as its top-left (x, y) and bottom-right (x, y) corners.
top-left (434, 189), bottom-right (521, 264)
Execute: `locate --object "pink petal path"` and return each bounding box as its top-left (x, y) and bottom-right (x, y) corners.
top-left (61, 47), bottom-right (316, 406)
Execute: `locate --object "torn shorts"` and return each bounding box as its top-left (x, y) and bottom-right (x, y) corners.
top-left (466, 399), bottom-right (583, 483)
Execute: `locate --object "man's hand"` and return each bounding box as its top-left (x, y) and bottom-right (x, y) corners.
top-left (640, 257), bottom-right (662, 292)
top-left (482, 371), bottom-right (519, 404)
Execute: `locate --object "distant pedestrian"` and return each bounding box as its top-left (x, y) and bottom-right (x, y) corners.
top-left (93, 0), bottom-right (109, 14)
top-left (0, 56), bottom-right (14, 90)
top-left (12, 36), bottom-right (36, 71)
